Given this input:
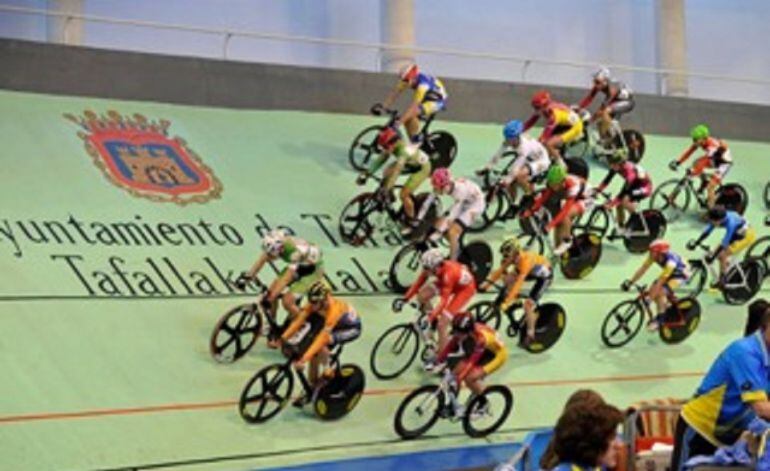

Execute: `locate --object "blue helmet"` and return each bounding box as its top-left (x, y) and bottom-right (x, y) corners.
top-left (503, 120), bottom-right (523, 140)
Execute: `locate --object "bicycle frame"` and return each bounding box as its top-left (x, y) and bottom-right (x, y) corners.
top-left (413, 368), bottom-right (463, 420)
top-left (631, 283), bottom-right (687, 328)
top-left (690, 241), bottom-right (752, 292)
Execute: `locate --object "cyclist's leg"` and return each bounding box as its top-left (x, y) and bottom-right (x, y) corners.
top-left (708, 162), bottom-right (731, 209)
top-left (470, 348), bottom-right (508, 397)
top-left (724, 227), bottom-right (757, 279)
top-left (524, 268), bottom-right (552, 338)
top-left (446, 222), bottom-right (463, 260)
top-left (284, 264), bottom-right (323, 318)
top-left (401, 164), bottom-right (429, 221)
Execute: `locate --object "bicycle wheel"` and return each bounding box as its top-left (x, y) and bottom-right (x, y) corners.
top-left (468, 300), bottom-right (502, 330)
top-left (650, 179), bottom-right (690, 222)
top-left (462, 385), bottom-right (514, 438)
top-left (370, 323), bottom-right (420, 380)
top-left (573, 207), bottom-right (610, 239)
top-left (521, 303), bottom-right (567, 353)
top-left (209, 303), bottom-right (262, 363)
top-left (389, 243), bottom-right (427, 294)
top-left (468, 189), bottom-right (505, 233)
top-left (239, 363), bottom-right (294, 424)
top-left (601, 300), bottom-right (644, 348)
top-left (349, 125), bottom-right (383, 172)
top-left (394, 385), bottom-right (444, 440)
top-left (338, 192), bottom-right (381, 246)
top-left (660, 298), bottom-right (701, 345)
top-left (623, 209), bottom-right (666, 254)
top-left (723, 259), bottom-right (764, 305)
top-left (765, 182), bottom-right (770, 209)
top-left (746, 236), bottom-right (770, 276)
top-left (716, 184), bottom-right (749, 215)
top-left (560, 233), bottom-right (602, 280)
top-left (409, 193), bottom-right (439, 241)
top-left (678, 260), bottom-right (707, 299)
top-left (423, 131), bottom-right (458, 170)
top-left (516, 231), bottom-right (545, 256)
top-left (614, 129), bottom-right (645, 163)
top-left (458, 241), bottom-right (494, 287)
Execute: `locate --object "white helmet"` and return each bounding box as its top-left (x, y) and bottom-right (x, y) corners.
top-left (420, 248), bottom-right (444, 270)
top-left (262, 229), bottom-right (286, 256)
top-left (593, 66), bottom-right (611, 82)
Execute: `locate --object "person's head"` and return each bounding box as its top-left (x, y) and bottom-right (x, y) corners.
top-left (531, 90), bottom-right (551, 111)
top-left (261, 229), bottom-right (287, 257)
top-left (377, 126), bottom-right (402, 154)
top-left (744, 299), bottom-right (770, 336)
top-left (500, 236), bottom-right (522, 262)
top-left (690, 123), bottom-right (710, 146)
top-left (545, 164), bottom-right (567, 190)
top-left (606, 150), bottom-right (626, 170)
top-left (563, 389), bottom-right (606, 411)
top-left (552, 402), bottom-right (624, 468)
top-left (430, 168), bottom-right (453, 194)
top-left (451, 311), bottom-right (475, 337)
top-left (503, 119), bottom-right (523, 147)
top-left (707, 205), bottom-right (727, 225)
top-left (399, 63), bottom-right (419, 86)
top-left (648, 239), bottom-right (670, 263)
top-left (593, 66), bottom-right (611, 88)
top-left (306, 280), bottom-right (331, 310)
top-left (420, 248), bottom-right (445, 273)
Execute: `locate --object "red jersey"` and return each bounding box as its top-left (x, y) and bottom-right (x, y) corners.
top-left (404, 260), bottom-right (476, 321)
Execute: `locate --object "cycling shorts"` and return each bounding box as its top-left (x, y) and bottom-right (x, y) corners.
top-left (526, 267), bottom-right (553, 302)
top-left (402, 161), bottom-right (431, 192)
top-left (607, 99), bottom-right (635, 118)
top-left (728, 226), bottom-right (756, 255)
top-left (419, 98), bottom-right (446, 118)
top-left (286, 263), bottom-right (325, 294)
top-left (619, 180), bottom-right (653, 202)
top-left (440, 283), bottom-right (477, 319)
top-left (691, 155), bottom-right (732, 184)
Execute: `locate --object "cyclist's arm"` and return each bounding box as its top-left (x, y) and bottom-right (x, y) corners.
top-left (486, 260), bottom-right (510, 285)
top-left (596, 169), bottom-right (617, 193)
top-left (676, 144), bottom-right (697, 165)
top-left (246, 253), bottom-right (270, 279)
top-left (404, 271), bottom-right (429, 301)
top-left (414, 192), bottom-right (437, 222)
top-left (298, 305), bottom-right (344, 363)
top-left (693, 223), bottom-right (716, 247)
top-left (628, 257), bottom-right (653, 285)
top-left (545, 198), bottom-right (577, 231)
top-left (457, 338), bottom-right (486, 382)
top-left (522, 113), bottom-right (539, 132)
top-left (281, 304), bottom-right (313, 341)
top-left (481, 142), bottom-right (509, 171)
top-left (530, 188), bottom-right (552, 212)
top-left (502, 261), bottom-right (532, 307)
top-left (578, 86), bottom-right (598, 109)
top-left (382, 81), bottom-right (407, 108)
top-left (429, 275), bottom-right (454, 322)
top-left (365, 151), bottom-right (390, 176)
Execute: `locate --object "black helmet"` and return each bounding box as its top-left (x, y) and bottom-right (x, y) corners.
top-left (708, 206), bottom-right (726, 221)
top-left (452, 312), bottom-right (474, 333)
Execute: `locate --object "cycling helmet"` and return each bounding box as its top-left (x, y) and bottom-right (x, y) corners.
top-left (431, 168), bottom-right (452, 190)
top-left (593, 66), bottom-right (611, 82)
top-left (262, 229), bottom-right (286, 256)
top-left (420, 248), bottom-right (444, 271)
top-left (500, 237), bottom-right (521, 258)
top-left (690, 124), bottom-right (710, 141)
top-left (307, 280), bottom-right (331, 304)
top-left (452, 312), bottom-right (474, 334)
top-left (503, 120), bottom-right (524, 141)
top-left (399, 63), bottom-right (419, 83)
top-left (545, 164), bottom-right (567, 187)
top-left (377, 126), bottom-right (401, 151)
top-left (708, 205), bottom-right (727, 221)
top-left (531, 90), bottom-right (551, 109)
top-left (648, 239), bottom-right (670, 256)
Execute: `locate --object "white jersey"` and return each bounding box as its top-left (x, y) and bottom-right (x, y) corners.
top-left (443, 178), bottom-right (485, 228)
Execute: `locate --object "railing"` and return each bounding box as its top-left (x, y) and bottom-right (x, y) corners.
top-left (2, 4), bottom-right (770, 102)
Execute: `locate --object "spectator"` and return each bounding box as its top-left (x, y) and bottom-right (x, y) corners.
top-left (744, 298), bottom-right (770, 336)
top-left (671, 304), bottom-right (770, 470)
top-left (549, 400), bottom-right (624, 470)
top-left (540, 389), bottom-right (608, 469)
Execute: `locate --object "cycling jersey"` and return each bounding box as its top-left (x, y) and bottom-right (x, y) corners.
top-left (398, 72), bottom-right (447, 116)
top-left (278, 237), bottom-right (324, 293)
top-left (703, 211), bottom-right (748, 249)
top-left (488, 251), bottom-right (552, 306)
top-left (579, 79), bottom-right (634, 111)
top-left (438, 177), bottom-right (486, 229)
top-left (281, 297), bottom-right (361, 363)
top-left (678, 137), bottom-right (732, 167)
top-left (436, 322), bottom-right (507, 380)
top-left (367, 141), bottom-right (431, 191)
top-left (483, 135), bottom-right (550, 179)
top-left (523, 102), bottom-right (583, 143)
top-left (652, 251), bottom-right (690, 282)
top-left (531, 175), bottom-right (590, 232)
top-left (597, 161), bottom-right (653, 203)
top-left (404, 260), bottom-right (477, 322)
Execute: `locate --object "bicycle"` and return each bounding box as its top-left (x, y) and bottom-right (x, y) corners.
top-left (650, 171), bottom-right (748, 222)
top-left (745, 219), bottom-right (770, 277)
top-left (349, 107), bottom-right (456, 173)
top-left (369, 301), bottom-right (439, 380)
top-left (572, 191), bottom-right (667, 253)
top-left (238, 326), bottom-right (365, 423)
top-left (393, 367), bottom-right (513, 439)
top-left (467, 284), bottom-right (566, 354)
top-left (600, 282), bottom-right (701, 348)
top-left (564, 107), bottom-right (645, 163)
top-left (338, 179), bottom-right (437, 246)
top-left (687, 240), bottom-right (764, 305)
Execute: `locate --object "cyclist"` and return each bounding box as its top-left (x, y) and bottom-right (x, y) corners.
top-left (476, 119), bottom-right (551, 201)
top-left (278, 281), bottom-right (362, 407)
top-left (374, 63), bottom-right (447, 145)
top-left (396, 248), bottom-right (477, 358)
top-left (670, 124), bottom-right (732, 210)
top-left (595, 152), bottom-right (653, 238)
top-left (577, 67), bottom-right (635, 143)
top-left (430, 312), bottom-right (507, 417)
top-left (356, 126), bottom-right (431, 226)
top-left (524, 164), bottom-right (593, 256)
top-left (523, 90), bottom-right (583, 161)
top-left (622, 239), bottom-right (691, 331)
top-left (239, 229), bottom-right (324, 342)
top-left (422, 168), bottom-right (485, 260)
top-left (480, 237), bottom-right (553, 345)
top-left (687, 206), bottom-right (756, 288)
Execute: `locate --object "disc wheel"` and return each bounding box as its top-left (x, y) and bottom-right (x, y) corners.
top-left (209, 304), bottom-right (261, 363)
top-left (462, 385), bottom-right (514, 438)
top-left (394, 385), bottom-right (444, 440)
top-left (716, 184), bottom-right (749, 215)
top-left (746, 236), bottom-right (770, 276)
top-left (521, 303), bottom-right (567, 353)
top-left (601, 300), bottom-right (644, 348)
top-left (650, 179), bottom-right (690, 223)
top-left (369, 323), bottom-right (420, 380)
top-left (238, 363), bottom-right (293, 424)
top-left (423, 131), bottom-right (458, 170)
top-left (623, 210), bottom-right (667, 253)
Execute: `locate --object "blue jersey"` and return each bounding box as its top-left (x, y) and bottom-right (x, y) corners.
top-left (703, 211), bottom-right (747, 248)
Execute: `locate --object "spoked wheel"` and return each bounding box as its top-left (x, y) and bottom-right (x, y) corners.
top-left (716, 184), bottom-right (749, 215)
top-left (389, 243), bottom-right (428, 294)
top-left (370, 323), bottom-right (420, 380)
top-left (462, 385), bottom-right (514, 438)
top-left (521, 303), bottom-right (567, 353)
top-left (423, 131), bottom-right (458, 170)
top-left (651, 179), bottom-right (690, 223)
top-left (765, 182), bottom-right (770, 209)
top-left (746, 236), bottom-right (770, 276)
top-left (560, 233), bottom-right (602, 280)
top-left (678, 261), bottom-right (708, 299)
top-left (209, 304), bottom-right (262, 363)
top-left (614, 129), bottom-right (645, 163)
top-left (349, 125), bottom-right (383, 172)
top-left (623, 209), bottom-right (667, 253)
top-left (468, 301), bottom-right (502, 330)
top-left (573, 207), bottom-right (610, 239)
top-left (601, 300), bottom-right (644, 348)
top-left (338, 192), bottom-right (382, 246)
top-left (394, 385), bottom-right (445, 440)
top-left (723, 259), bottom-right (764, 305)
top-left (239, 363), bottom-right (294, 424)
top-left (516, 231), bottom-right (545, 256)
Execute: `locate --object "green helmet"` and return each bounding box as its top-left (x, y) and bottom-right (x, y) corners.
top-left (546, 164), bottom-right (567, 186)
top-left (690, 124), bottom-right (710, 141)
top-left (500, 237), bottom-right (521, 258)
top-left (606, 149), bottom-right (626, 165)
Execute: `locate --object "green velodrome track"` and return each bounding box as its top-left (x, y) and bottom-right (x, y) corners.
top-left (0, 89), bottom-right (769, 471)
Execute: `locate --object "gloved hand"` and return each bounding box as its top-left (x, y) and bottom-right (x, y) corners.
top-left (392, 297), bottom-right (406, 312)
top-left (621, 280), bottom-right (632, 292)
top-left (686, 240), bottom-right (697, 251)
top-left (370, 103), bottom-right (384, 116)
top-left (706, 249), bottom-right (719, 265)
top-left (668, 160), bottom-right (680, 171)
top-left (356, 173), bottom-right (368, 186)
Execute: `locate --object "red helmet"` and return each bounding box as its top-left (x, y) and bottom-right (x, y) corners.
top-left (452, 312), bottom-right (474, 333)
top-left (649, 239), bottom-right (670, 256)
top-left (399, 63), bottom-right (419, 83)
top-left (531, 90), bottom-right (551, 109)
top-left (431, 168), bottom-right (452, 190)
top-left (377, 127), bottom-right (400, 151)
